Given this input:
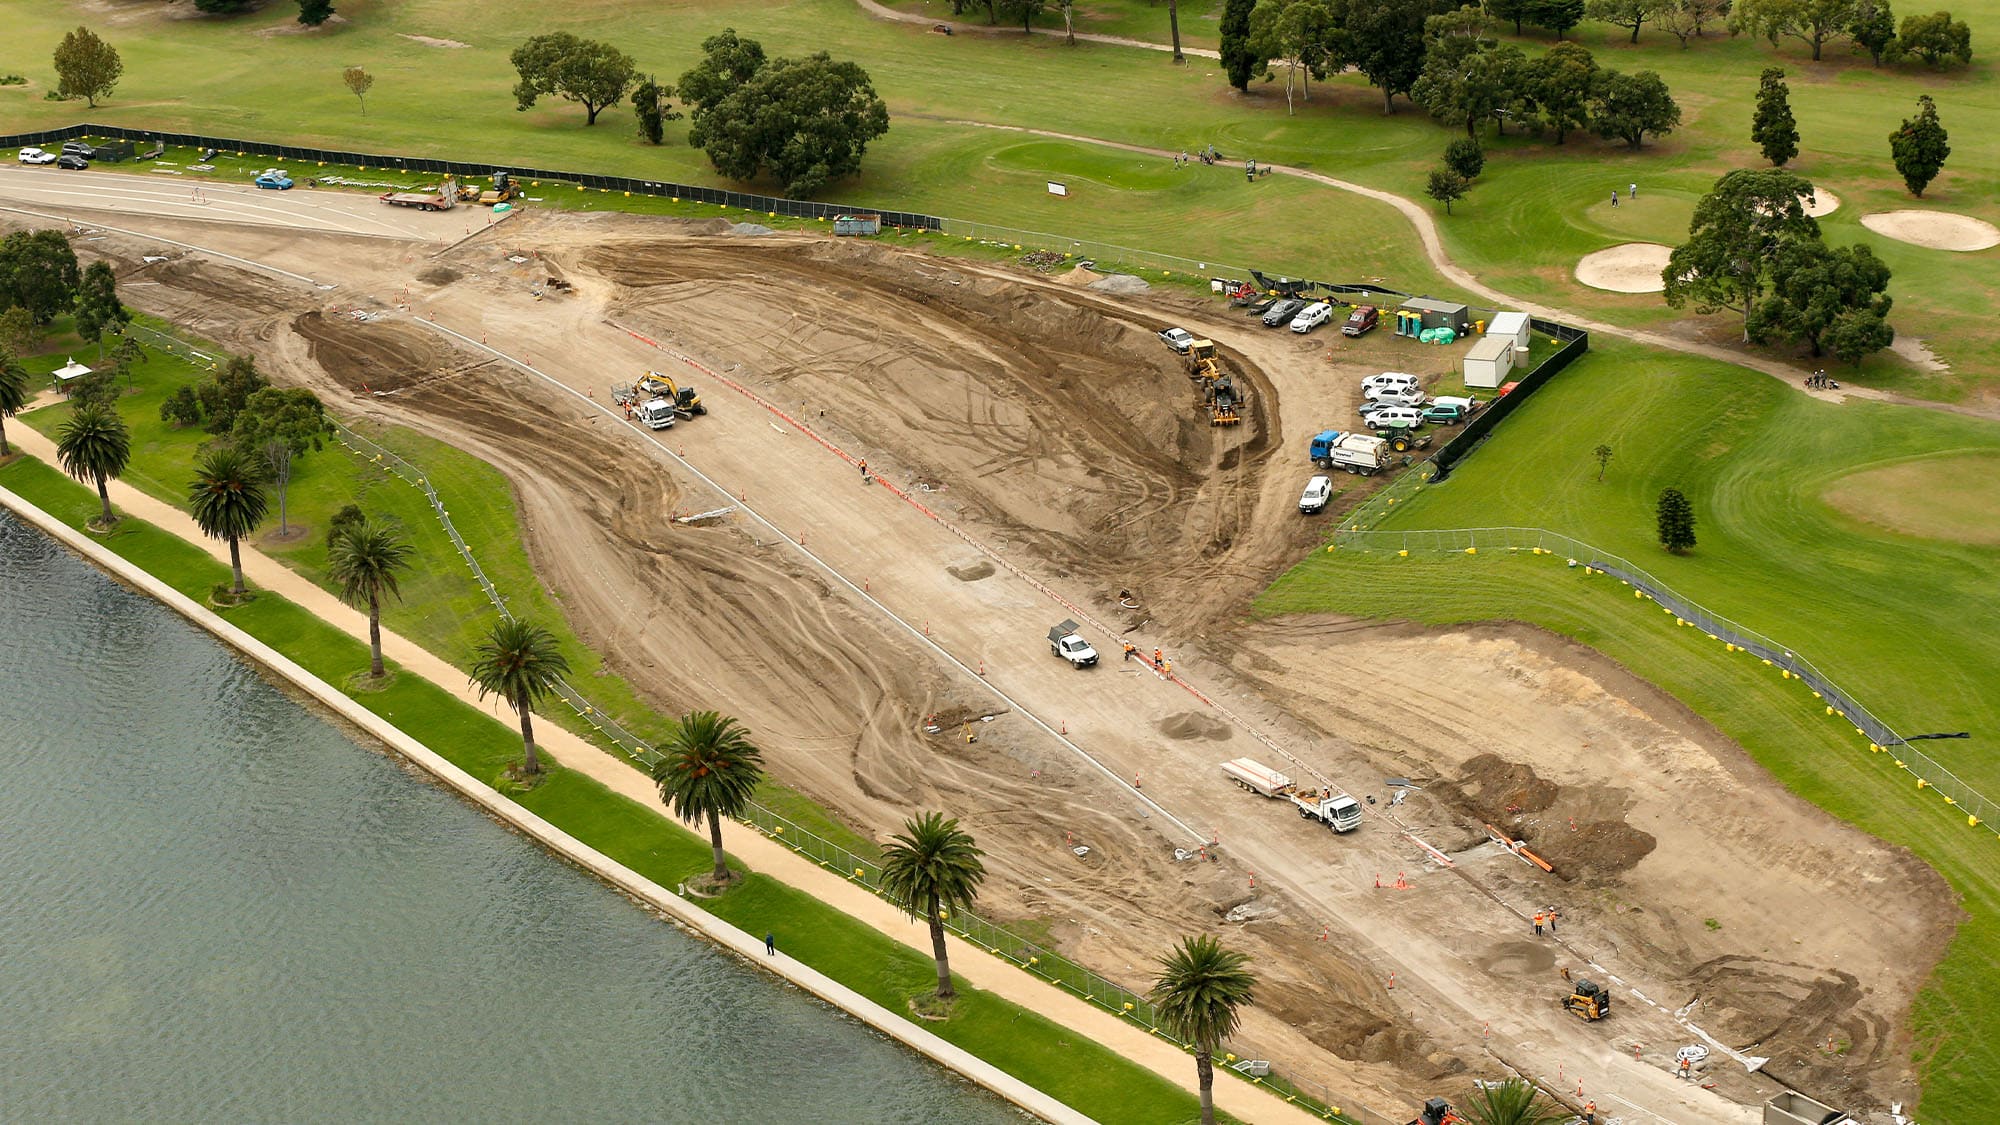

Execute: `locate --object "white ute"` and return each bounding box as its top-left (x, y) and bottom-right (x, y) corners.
top-left (1048, 619), bottom-right (1098, 668)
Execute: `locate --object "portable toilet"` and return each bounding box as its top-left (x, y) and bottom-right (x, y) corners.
top-left (1462, 335), bottom-right (1515, 389)
top-left (1398, 297), bottom-right (1472, 337)
top-left (1486, 311), bottom-right (1531, 348)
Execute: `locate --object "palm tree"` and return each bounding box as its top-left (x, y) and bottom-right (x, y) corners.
top-left (55, 401), bottom-right (131, 529)
top-left (1460, 1078), bottom-right (1567, 1125)
top-left (650, 711), bottom-right (765, 883)
top-left (469, 617), bottom-right (570, 777)
top-left (0, 346), bottom-right (29, 457)
top-left (187, 444), bottom-right (269, 595)
top-left (878, 811), bottom-right (987, 1000)
top-left (327, 517), bottom-right (415, 678)
top-left (1149, 935), bottom-right (1258, 1125)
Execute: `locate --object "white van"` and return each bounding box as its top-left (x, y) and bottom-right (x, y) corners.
top-left (1290, 302), bottom-right (1334, 334)
top-left (1367, 406), bottom-right (1424, 429)
top-left (1362, 372), bottom-right (1420, 393)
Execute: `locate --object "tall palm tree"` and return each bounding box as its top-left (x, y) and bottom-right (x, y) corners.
top-left (650, 711), bottom-right (765, 883)
top-left (55, 401), bottom-right (131, 529)
top-left (0, 346), bottom-right (29, 457)
top-left (1149, 934), bottom-right (1258, 1125)
top-left (469, 617), bottom-right (569, 776)
top-left (327, 517), bottom-right (415, 679)
top-left (1460, 1078), bottom-right (1567, 1125)
top-left (878, 811), bottom-right (987, 1000)
top-left (187, 444), bottom-right (269, 595)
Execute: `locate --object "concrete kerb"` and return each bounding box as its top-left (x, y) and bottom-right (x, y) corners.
top-left (0, 483), bottom-right (1095, 1125)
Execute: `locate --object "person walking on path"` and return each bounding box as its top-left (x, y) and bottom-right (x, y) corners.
top-left (1546, 906), bottom-right (1560, 935)
top-left (858, 459), bottom-right (868, 481)
top-left (765, 932), bottom-right (777, 956)
top-left (1533, 910), bottom-right (1546, 936)
top-left (1610, 192), bottom-right (1619, 207)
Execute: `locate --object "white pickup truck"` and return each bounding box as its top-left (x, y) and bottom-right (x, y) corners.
top-left (1048, 620), bottom-right (1098, 668)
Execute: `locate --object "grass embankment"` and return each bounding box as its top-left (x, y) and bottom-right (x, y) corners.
top-left (7, 0), bottom-right (2000, 388)
top-left (1260, 339), bottom-right (2000, 1121)
top-left (0, 449), bottom-right (1217, 1125)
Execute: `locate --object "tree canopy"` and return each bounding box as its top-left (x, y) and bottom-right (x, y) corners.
top-left (1746, 240), bottom-right (1894, 361)
top-left (511, 32), bottom-right (638, 125)
top-left (1664, 168), bottom-right (1820, 335)
top-left (1729, 0), bottom-right (1857, 59)
top-left (1590, 69), bottom-right (1681, 148)
top-left (878, 812), bottom-right (988, 1000)
top-left (72, 261), bottom-right (129, 349)
top-left (1850, 0), bottom-right (1898, 63)
top-left (1889, 93), bottom-right (1949, 196)
top-left (1250, 0), bottom-right (1338, 114)
top-left (56, 401), bottom-right (130, 528)
top-left (1328, 0), bottom-right (1451, 115)
top-left (1585, 0), bottom-right (1662, 42)
top-left (686, 51), bottom-right (890, 197)
top-left (1897, 10), bottom-right (1972, 66)
top-left (1656, 487), bottom-right (1696, 553)
top-left (1751, 67), bottom-right (1799, 167)
top-left (53, 26), bottom-right (123, 107)
top-left (1220, 0), bottom-right (1264, 90)
top-left (677, 28), bottom-right (769, 120)
top-left (1529, 42), bottom-right (1598, 143)
top-left (0, 229), bottom-right (82, 326)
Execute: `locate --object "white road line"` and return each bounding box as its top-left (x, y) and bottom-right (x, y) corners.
top-left (0, 205), bottom-right (322, 285)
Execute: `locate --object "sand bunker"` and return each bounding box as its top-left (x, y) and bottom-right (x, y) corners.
top-left (1574, 243), bottom-right (1672, 293)
top-left (1861, 210), bottom-right (2000, 252)
top-left (1801, 189), bottom-right (1840, 217)
top-left (399, 33), bottom-right (470, 48)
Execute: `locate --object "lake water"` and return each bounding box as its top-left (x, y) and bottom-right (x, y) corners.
top-left (0, 511), bottom-right (1024, 1123)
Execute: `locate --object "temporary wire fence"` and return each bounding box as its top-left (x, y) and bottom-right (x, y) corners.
top-left (318, 403), bottom-right (1371, 1124)
top-left (934, 217), bottom-right (1248, 280)
top-left (1329, 525), bottom-right (1999, 839)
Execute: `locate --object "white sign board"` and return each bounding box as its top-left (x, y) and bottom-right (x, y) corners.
top-left (1046, 181), bottom-right (1068, 197)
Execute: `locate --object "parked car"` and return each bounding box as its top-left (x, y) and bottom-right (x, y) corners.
top-left (1299, 474), bottom-right (1334, 514)
top-left (1261, 298), bottom-right (1307, 327)
top-left (1158, 327), bottom-right (1197, 354)
top-left (1289, 301), bottom-right (1334, 334)
top-left (1367, 406), bottom-right (1425, 430)
top-left (1422, 403), bottom-right (1468, 425)
top-left (17, 147), bottom-right (56, 165)
top-left (56, 154), bottom-right (89, 170)
top-left (254, 169), bottom-right (294, 190)
top-left (60, 141), bottom-right (97, 159)
top-left (1430, 395), bottom-right (1479, 414)
top-left (1365, 386), bottom-right (1428, 408)
top-left (1361, 372), bottom-right (1420, 394)
top-left (1342, 305), bottom-right (1380, 337)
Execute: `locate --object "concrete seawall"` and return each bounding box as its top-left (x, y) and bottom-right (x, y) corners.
top-left (0, 484), bottom-right (1093, 1125)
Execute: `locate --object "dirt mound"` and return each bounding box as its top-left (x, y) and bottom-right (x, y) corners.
top-left (1860, 209), bottom-right (2000, 251)
top-left (1574, 243), bottom-right (1672, 293)
top-left (1686, 955), bottom-right (1895, 1108)
top-left (1429, 754), bottom-right (1655, 881)
top-left (1088, 273), bottom-right (1150, 294)
top-left (416, 266), bottom-right (461, 287)
top-left (1156, 711), bottom-right (1233, 741)
top-left (1054, 264), bottom-right (1105, 287)
top-left (947, 560), bottom-right (996, 581)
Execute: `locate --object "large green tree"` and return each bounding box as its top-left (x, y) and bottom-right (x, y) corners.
top-left (1531, 0), bottom-right (1588, 36)
top-left (1589, 69), bottom-right (1681, 148)
top-left (0, 230), bottom-right (82, 326)
top-left (470, 617), bottom-right (571, 778)
top-left (1460, 1077), bottom-right (1569, 1125)
top-left (1729, 0), bottom-right (1857, 59)
top-left (72, 261), bottom-right (129, 357)
top-left (1426, 166), bottom-right (1470, 213)
top-left (650, 711), bottom-right (765, 883)
top-left (1250, 0), bottom-right (1337, 114)
top-left (1658, 0), bottom-right (1730, 45)
top-left (1415, 40), bottom-right (1528, 137)
top-left (52, 26), bottom-right (123, 108)
top-left (230, 386), bottom-right (331, 536)
top-left (195, 355), bottom-right (269, 436)
top-left (1585, 0), bottom-right (1662, 42)
top-left (1220, 0), bottom-right (1264, 90)
top-left (1849, 0), bottom-right (1898, 62)
top-left (879, 812), bottom-right (988, 1000)
top-left (1443, 136), bottom-right (1485, 180)
top-left (327, 517), bottom-right (415, 679)
top-left (1889, 93), bottom-right (1949, 196)
top-left (1329, 0), bottom-right (1451, 115)
top-left (189, 444), bottom-right (270, 595)
top-left (510, 32), bottom-right (638, 125)
top-left (55, 402), bottom-right (129, 528)
top-left (1528, 42), bottom-right (1598, 143)
top-left (1897, 10), bottom-right (1972, 66)
top-left (1664, 168), bottom-right (1819, 338)
top-left (297, 0), bottom-right (335, 26)
top-left (630, 75), bottom-right (680, 145)
top-left (1751, 67), bottom-right (1799, 166)
top-left (0, 346), bottom-right (29, 458)
top-left (677, 28), bottom-right (768, 122)
top-left (1656, 487), bottom-right (1696, 553)
top-left (996, 0), bottom-right (1049, 32)
top-left (1149, 935), bottom-right (1257, 1125)
top-left (1747, 240), bottom-right (1894, 360)
top-left (688, 53), bottom-right (890, 197)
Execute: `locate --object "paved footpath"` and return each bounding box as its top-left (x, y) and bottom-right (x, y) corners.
top-left (1, 417), bottom-right (1325, 1125)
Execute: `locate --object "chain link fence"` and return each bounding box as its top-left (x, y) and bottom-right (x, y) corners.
top-left (1330, 526), bottom-right (1998, 838)
top-left (934, 217), bottom-right (1248, 280)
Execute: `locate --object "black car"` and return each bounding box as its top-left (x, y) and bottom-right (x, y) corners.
top-left (60, 141), bottom-right (97, 159)
top-left (56, 154), bottom-right (89, 170)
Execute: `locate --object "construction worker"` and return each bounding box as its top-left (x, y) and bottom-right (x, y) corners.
top-left (1533, 910), bottom-right (1546, 937)
top-left (1122, 643), bottom-right (1137, 662)
top-left (1546, 906), bottom-right (1560, 935)
top-left (1153, 647), bottom-right (1163, 669)
top-left (1583, 1100), bottom-right (1597, 1124)
top-left (858, 459), bottom-right (868, 480)
top-left (1678, 1055), bottom-right (1693, 1081)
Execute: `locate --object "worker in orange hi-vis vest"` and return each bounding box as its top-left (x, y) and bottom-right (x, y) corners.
top-left (1533, 911), bottom-right (1546, 937)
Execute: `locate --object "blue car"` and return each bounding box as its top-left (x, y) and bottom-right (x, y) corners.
top-left (254, 170), bottom-right (293, 190)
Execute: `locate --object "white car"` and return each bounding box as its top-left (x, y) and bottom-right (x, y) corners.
top-left (1365, 386), bottom-right (1428, 407)
top-left (1159, 327), bottom-right (1197, 353)
top-left (1299, 474), bottom-right (1334, 514)
top-left (17, 147), bottom-right (56, 165)
top-left (1367, 406), bottom-right (1425, 430)
top-left (1289, 302), bottom-right (1334, 334)
top-left (1362, 372), bottom-right (1420, 393)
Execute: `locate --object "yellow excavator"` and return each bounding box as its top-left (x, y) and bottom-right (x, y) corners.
top-left (636, 371), bottom-right (705, 417)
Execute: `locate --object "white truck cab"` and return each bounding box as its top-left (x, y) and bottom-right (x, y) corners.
top-left (634, 398), bottom-right (677, 430)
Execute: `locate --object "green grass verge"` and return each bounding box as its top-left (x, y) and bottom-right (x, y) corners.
top-left (1258, 339), bottom-right (2000, 1122)
top-left (0, 450), bottom-right (1221, 1125)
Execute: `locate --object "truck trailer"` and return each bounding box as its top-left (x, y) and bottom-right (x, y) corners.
top-left (1220, 757), bottom-right (1362, 832)
top-left (379, 178), bottom-right (459, 211)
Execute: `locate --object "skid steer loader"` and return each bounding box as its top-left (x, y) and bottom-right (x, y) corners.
top-left (1562, 978), bottom-right (1611, 1021)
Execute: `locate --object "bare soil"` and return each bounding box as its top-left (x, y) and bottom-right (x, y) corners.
top-left (6, 178), bottom-right (1960, 1124)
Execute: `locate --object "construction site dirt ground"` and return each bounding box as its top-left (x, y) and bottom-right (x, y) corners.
top-left (0, 169), bottom-right (1961, 1125)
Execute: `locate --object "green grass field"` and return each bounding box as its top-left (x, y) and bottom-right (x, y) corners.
top-left (0, 452), bottom-right (1219, 1125)
top-left (1261, 340), bottom-right (2000, 1120)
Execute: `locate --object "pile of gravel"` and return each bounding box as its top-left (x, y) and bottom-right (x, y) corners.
top-left (728, 222), bottom-right (775, 236)
top-left (1088, 274), bottom-right (1150, 295)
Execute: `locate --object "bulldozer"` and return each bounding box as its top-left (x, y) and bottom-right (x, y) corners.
top-left (1562, 978), bottom-right (1612, 1021)
top-left (457, 171), bottom-right (519, 206)
top-left (617, 371), bottom-right (706, 418)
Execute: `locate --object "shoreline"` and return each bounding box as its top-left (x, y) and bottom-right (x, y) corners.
top-left (0, 483), bottom-right (1094, 1125)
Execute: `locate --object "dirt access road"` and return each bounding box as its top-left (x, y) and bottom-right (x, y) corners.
top-left (2, 168), bottom-right (1956, 1124)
